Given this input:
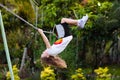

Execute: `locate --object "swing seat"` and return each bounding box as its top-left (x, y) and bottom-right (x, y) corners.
top-left (41, 56), bottom-right (67, 68)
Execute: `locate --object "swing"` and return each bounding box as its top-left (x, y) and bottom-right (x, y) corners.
top-left (0, 3), bottom-right (52, 33)
top-left (40, 24), bottom-right (71, 69)
top-left (0, 3), bottom-right (68, 69)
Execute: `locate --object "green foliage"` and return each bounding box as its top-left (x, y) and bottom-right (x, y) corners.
top-left (0, 0), bottom-right (120, 79)
top-left (76, 0), bottom-right (120, 68)
top-left (99, 1), bottom-right (113, 14)
top-left (15, 0), bottom-right (35, 23)
top-left (109, 65), bottom-right (120, 79)
top-left (0, 0), bottom-right (36, 59)
top-left (39, 3), bottom-right (57, 28)
top-left (7, 29), bottom-right (26, 58)
top-left (104, 41), bottom-right (113, 54)
top-left (1, 10), bottom-right (16, 30)
top-left (37, 0), bottom-right (88, 29)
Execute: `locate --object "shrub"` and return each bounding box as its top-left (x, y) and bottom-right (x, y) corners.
top-left (40, 67), bottom-right (56, 80)
top-left (6, 65), bottom-right (20, 80)
top-left (94, 67), bottom-right (111, 80)
top-left (71, 68), bottom-right (86, 80)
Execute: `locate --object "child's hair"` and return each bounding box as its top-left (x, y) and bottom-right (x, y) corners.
top-left (41, 56), bottom-right (67, 68)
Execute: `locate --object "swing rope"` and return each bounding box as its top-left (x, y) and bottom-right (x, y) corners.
top-left (0, 3), bottom-right (53, 34)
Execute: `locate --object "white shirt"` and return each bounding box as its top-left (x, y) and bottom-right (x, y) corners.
top-left (46, 35), bottom-right (73, 56)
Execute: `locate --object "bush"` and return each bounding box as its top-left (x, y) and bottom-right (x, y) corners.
top-left (94, 67), bottom-right (111, 80)
top-left (40, 67), bottom-right (56, 80)
top-left (71, 68), bottom-right (86, 80)
top-left (6, 65), bottom-right (20, 80)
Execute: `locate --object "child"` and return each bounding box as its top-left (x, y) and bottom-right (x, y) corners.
top-left (38, 14), bottom-right (88, 68)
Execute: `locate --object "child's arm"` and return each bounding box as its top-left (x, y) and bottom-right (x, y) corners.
top-left (38, 29), bottom-right (51, 48)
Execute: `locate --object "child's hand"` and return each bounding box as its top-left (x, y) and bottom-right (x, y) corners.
top-left (38, 28), bottom-right (43, 33)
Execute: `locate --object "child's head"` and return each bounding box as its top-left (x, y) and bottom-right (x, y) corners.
top-left (41, 56), bottom-right (67, 68)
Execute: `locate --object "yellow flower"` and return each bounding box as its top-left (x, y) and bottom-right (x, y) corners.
top-left (71, 75), bottom-right (77, 79)
top-left (94, 67), bottom-right (111, 80)
top-left (76, 68), bottom-right (82, 73)
top-left (103, 67), bottom-right (109, 73)
top-left (77, 73), bottom-right (84, 78)
top-left (71, 68), bottom-right (86, 80)
top-left (6, 72), bottom-right (11, 79)
top-left (40, 67), bottom-right (56, 80)
top-left (6, 65), bottom-right (20, 80)
top-left (44, 67), bottom-right (54, 73)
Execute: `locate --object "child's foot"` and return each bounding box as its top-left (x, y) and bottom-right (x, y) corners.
top-left (77, 14), bottom-right (88, 28)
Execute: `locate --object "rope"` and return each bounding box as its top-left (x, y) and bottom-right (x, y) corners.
top-left (0, 3), bottom-right (53, 34)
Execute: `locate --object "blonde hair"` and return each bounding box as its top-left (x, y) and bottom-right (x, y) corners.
top-left (41, 56), bottom-right (67, 68)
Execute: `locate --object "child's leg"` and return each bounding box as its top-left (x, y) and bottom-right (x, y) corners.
top-left (61, 14), bottom-right (88, 28)
top-left (61, 18), bottom-right (78, 25)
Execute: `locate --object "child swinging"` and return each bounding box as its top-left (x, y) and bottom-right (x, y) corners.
top-left (38, 14), bottom-right (88, 68)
